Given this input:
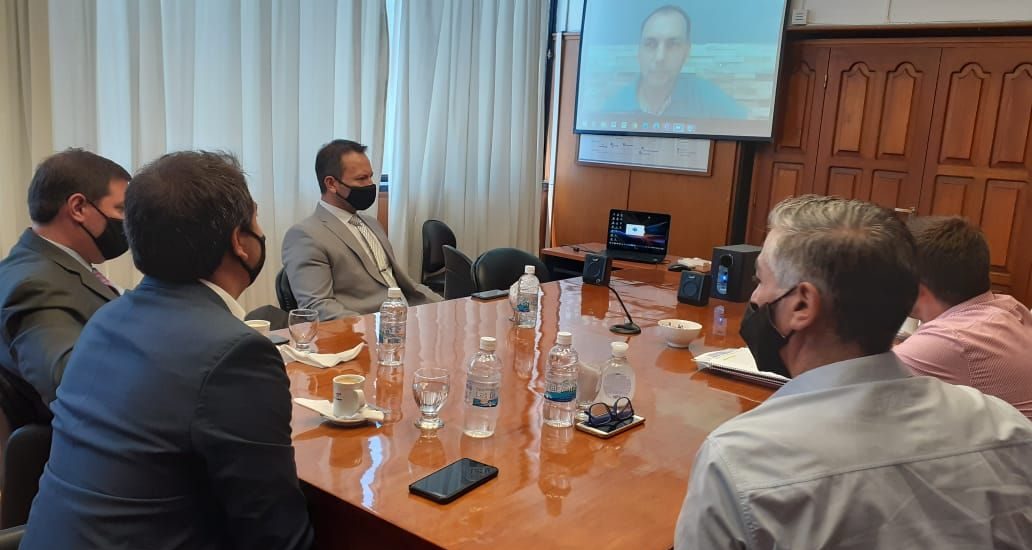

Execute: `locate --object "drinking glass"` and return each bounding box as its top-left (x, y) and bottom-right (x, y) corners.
top-left (288, 309), bottom-right (319, 352)
top-left (508, 282), bottom-right (519, 323)
top-left (575, 362), bottom-right (602, 422)
top-left (412, 368), bottom-right (450, 430)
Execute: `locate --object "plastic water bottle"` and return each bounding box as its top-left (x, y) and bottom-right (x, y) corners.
top-left (377, 287), bottom-right (407, 367)
top-left (463, 336), bottom-right (503, 438)
top-left (598, 342), bottom-right (635, 402)
top-left (516, 265), bottom-right (540, 329)
top-left (713, 305), bottom-right (727, 337)
top-left (543, 331), bottom-right (578, 427)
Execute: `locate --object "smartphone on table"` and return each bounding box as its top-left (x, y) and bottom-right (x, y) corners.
top-left (575, 415), bottom-right (645, 439)
top-left (409, 458), bottom-right (499, 504)
top-left (471, 289), bottom-right (509, 301)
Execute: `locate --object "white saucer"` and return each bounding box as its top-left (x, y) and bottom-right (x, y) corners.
top-left (321, 408), bottom-right (372, 426)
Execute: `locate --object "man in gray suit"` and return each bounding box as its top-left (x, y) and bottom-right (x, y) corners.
top-left (283, 139), bottom-right (441, 320)
top-left (0, 149), bottom-right (129, 428)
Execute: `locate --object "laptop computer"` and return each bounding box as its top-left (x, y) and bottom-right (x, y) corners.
top-left (604, 209), bottom-right (671, 264)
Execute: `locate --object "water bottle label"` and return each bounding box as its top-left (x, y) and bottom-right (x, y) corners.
top-left (544, 380), bottom-right (576, 403)
top-left (465, 380), bottom-right (499, 408)
top-left (517, 300), bottom-right (530, 313)
top-left (379, 324), bottom-right (405, 343)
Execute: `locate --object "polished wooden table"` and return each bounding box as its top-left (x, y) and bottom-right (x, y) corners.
top-left (287, 270), bottom-right (772, 549)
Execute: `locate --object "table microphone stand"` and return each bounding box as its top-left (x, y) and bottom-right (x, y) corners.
top-left (608, 284), bottom-right (642, 335)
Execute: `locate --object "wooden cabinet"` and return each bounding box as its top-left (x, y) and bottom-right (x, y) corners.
top-left (750, 37), bottom-right (1032, 305)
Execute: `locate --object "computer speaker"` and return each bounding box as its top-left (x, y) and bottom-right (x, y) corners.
top-left (582, 253), bottom-right (612, 286)
top-left (677, 271), bottom-right (710, 306)
top-left (711, 244), bottom-right (761, 302)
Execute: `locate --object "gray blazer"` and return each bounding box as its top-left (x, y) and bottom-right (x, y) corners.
top-left (0, 229), bottom-right (119, 411)
top-left (282, 205), bottom-right (441, 320)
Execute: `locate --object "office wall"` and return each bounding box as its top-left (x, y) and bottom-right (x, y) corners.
top-left (750, 36), bottom-right (1032, 305)
top-left (558, 0), bottom-right (1032, 32)
top-left (550, 35), bottom-right (741, 258)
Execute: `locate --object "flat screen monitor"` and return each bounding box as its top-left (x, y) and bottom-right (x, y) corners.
top-left (607, 209), bottom-right (671, 256)
top-left (574, 0), bottom-right (789, 140)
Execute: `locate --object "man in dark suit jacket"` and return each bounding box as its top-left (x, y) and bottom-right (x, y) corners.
top-left (282, 139), bottom-right (440, 320)
top-left (0, 149), bottom-right (129, 428)
top-left (22, 151), bottom-right (313, 549)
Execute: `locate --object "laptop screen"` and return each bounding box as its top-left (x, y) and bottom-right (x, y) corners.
top-left (607, 209), bottom-right (671, 256)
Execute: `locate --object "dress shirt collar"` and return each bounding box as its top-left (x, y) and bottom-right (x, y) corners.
top-left (771, 351), bottom-right (911, 400)
top-left (37, 233), bottom-right (92, 271)
top-left (938, 291), bottom-right (995, 317)
top-left (318, 200), bottom-right (358, 226)
top-left (199, 279), bottom-right (246, 321)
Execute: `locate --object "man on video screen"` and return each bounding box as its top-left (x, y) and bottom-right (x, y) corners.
top-left (604, 5), bottom-right (747, 120)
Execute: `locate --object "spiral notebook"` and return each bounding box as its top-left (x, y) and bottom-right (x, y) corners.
top-left (694, 348), bottom-right (788, 388)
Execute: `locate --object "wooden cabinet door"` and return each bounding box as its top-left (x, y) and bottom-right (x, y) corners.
top-left (920, 46), bottom-right (1032, 300)
top-left (814, 46), bottom-right (941, 213)
top-left (747, 43), bottom-right (829, 244)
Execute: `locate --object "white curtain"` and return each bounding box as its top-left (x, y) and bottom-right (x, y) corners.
top-left (46, 0), bottom-right (389, 312)
top-left (0, 0), bottom-right (52, 257)
top-left (387, 0), bottom-right (548, 276)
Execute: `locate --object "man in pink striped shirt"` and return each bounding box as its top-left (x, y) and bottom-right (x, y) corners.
top-left (895, 216), bottom-right (1032, 420)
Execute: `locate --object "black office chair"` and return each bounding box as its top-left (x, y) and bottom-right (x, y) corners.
top-left (245, 306), bottom-right (289, 331)
top-left (1, 423), bottom-right (52, 528)
top-left (471, 247), bottom-right (550, 292)
top-left (442, 245), bottom-right (476, 300)
top-left (421, 220), bottom-right (456, 293)
top-left (275, 268), bottom-right (298, 311)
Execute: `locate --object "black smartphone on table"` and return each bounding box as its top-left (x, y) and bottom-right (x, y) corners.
top-left (268, 333), bottom-right (289, 346)
top-left (471, 289), bottom-right (509, 301)
top-left (409, 458), bottom-right (499, 504)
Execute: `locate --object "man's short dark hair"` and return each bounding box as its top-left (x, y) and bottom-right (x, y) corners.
top-left (641, 5), bottom-right (691, 39)
top-left (28, 148), bottom-right (131, 223)
top-left (907, 216), bottom-right (991, 307)
top-left (125, 151), bottom-right (256, 283)
top-left (768, 195), bottom-right (919, 355)
top-left (315, 139), bottom-right (368, 193)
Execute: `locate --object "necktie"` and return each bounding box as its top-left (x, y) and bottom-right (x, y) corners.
top-left (91, 267), bottom-right (119, 296)
top-left (347, 217), bottom-right (399, 288)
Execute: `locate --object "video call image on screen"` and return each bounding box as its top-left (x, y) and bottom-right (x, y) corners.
top-left (575, 0), bottom-right (788, 140)
top-left (609, 211), bottom-right (669, 253)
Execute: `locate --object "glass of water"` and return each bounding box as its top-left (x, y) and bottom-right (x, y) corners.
top-left (412, 368), bottom-right (450, 430)
top-left (287, 309), bottom-right (319, 352)
top-left (576, 362), bottom-right (602, 422)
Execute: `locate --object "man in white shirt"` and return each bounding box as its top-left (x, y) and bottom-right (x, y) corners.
top-left (0, 149), bottom-right (129, 427)
top-left (282, 139), bottom-right (440, 319)
top-left (675, 195), bottom-right (1032, 549)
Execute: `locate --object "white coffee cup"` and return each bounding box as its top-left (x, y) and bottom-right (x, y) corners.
top-left (333, 374), bottom-right (366, 418)
top-left (245, 319), bottom-right (271, 335)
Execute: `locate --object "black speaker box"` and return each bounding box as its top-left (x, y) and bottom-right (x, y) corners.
top-left (711, 244), bottom-right (761, 302)
top-left (582, 253), bottom-right (612, 286)
top-left (677, 271), bottom-right (710, 306)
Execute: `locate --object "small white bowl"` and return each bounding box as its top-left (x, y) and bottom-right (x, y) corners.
top-left (658, 319), bottom-right (702, 348)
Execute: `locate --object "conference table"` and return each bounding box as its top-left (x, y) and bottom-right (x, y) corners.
top-left (286, 269), bottom-right (774, 549)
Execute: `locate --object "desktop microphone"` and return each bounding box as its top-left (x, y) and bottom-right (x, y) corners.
top-left (607, 284), bottom-right (641, 335)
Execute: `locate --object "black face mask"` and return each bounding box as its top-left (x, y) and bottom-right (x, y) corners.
top-left (334, 178), bottom-right (377, 211)
top-left (236, 228), bottom-right (266, 285)
top-left (80, 200), bottom-right (129, 260)
top-left (739, 286), bottom-right (797, 379)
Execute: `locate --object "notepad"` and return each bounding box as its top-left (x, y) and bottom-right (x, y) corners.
top-left (694, 348), bottom-right (788, 388)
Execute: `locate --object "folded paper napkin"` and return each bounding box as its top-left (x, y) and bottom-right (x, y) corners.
top-left (293, 398), bottom-right (385, 422)
top-left (278, 342), bottom-right (365, 368)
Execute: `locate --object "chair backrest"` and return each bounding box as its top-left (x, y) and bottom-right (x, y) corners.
top-left (421, 219), bottom-right (456, 283)
top-left (442, 245), bottom-right (475, 300)
top-left (1, 423), bottom-right (52, 528)
top-left (275, 268), bottom-right (298, 311)
top-left (471, 247), bottom-right (550, 292)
